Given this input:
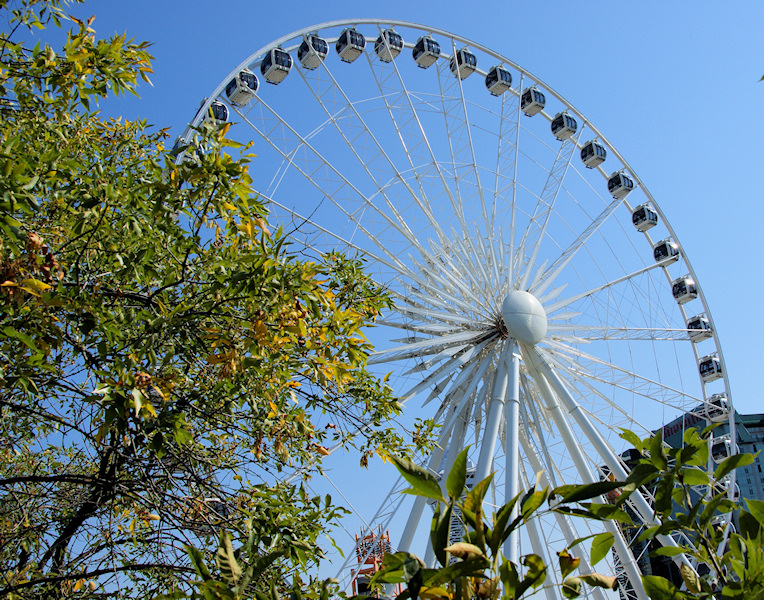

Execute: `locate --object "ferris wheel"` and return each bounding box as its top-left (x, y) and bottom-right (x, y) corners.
top-left (182, 20), bottom-right (735, 600)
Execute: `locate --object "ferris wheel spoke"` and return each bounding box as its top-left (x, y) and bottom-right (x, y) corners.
top-left (367, 37), bottom-right (472, 243)
top-left (517, 127), bottom-right (584, 291)
top-left (532, 196), bottom-right (624, 298)
top-left (547, 324), bottom-right (692, 342)
top-left (544, 261), bottom-right (666, 316)
top-left (234, 100), bottom-right (433, 269)
top-left (395, 337), bottom-right (494, 401)
top-left (543, 340), bottom-right (698, 409)
top-left (433, 42), bottom-right (490, 237)
top-left (295, 56), bottom-right (453, 251)
top-left (436, 352), bottom-right (495, 430)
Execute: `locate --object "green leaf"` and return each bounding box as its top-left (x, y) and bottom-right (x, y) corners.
top-left (619, 429), bottom-right (643, 451)
top-left (391, 455), bottom-right (445, 503)
top-left (652, 546), bottom-right (688, 558)
top-left (680, 467), bottom-right (709, 486)
top-left (642, 575), bottom-right (686, 599)
top-left (521, 488), bottom-right (548, 521)
top-left (647, 432), bottom-right (668, 470)
top-left (430, 501), bottom-right (453, 567)
top-left (737, 510), bottom-right (762, 541)
top-left (714, 452), bottom-right (754, 481)
top-left (185, 544), bottom-right (212, 581)
top-left (3, 326), bottom-right (38, 352)
top-left (215, 531), bottom-right (242, 586)
top-left (522, 554), bottom-right (546, 591)
top-left (590, 532), bottom-right (614, 566)
top-left (446, 447), bottom-right (468, 501)
top-left (499, 560), bottom-right (519, 599)
top-left (556, 481), bottom-right (624, 504)
top-left (679, 563), bottom-right (700, 594)
top-left (488, 492), bottom-right (521, 555)
top-left (463, 473), bottom-right (494, 516)
top-left (744, 498), bottom-right (764, 525)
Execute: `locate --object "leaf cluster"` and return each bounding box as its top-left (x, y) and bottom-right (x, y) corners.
top-left (368, 427), bottom-right (763, 600)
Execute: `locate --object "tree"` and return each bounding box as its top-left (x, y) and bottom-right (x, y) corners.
top-left (369, 427), bottom-right (763, 600)
top-left (0, 1), bottom-right (430, 597)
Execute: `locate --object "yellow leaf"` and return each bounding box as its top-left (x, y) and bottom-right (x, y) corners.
top-left (74, 579), bottom-right (85, 592)
top-left (21, 278), bottom-right (52, 291)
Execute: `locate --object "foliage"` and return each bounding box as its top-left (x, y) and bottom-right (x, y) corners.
top-left (0, 1), bottom-right (433, 597)
top-left (367, 427), bottom-right (763, 600)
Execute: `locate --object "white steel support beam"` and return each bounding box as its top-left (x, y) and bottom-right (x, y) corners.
top-left (532, 348), bottom-right (699, 578)
top-left (503, 340), bottom-right (521, 563)
top-left (525, 356), bottom-right (649, 600)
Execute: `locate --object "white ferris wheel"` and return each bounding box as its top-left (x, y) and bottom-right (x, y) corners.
top-left (181, 20), bottom-right (736, 600)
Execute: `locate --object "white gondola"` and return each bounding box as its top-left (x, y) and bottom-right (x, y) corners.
top-left (551, 112), bottom-right (577, 140)
top-left (298, 34), bottom-right (328, 70)
top-left (672, 275), bottom-right (697, 304)
top-left (450, 48), bottom-right (476, 80)
top-left (700, 393), bottom-right (729, 422)
top-left (711, 435), bottom-right (732, 463)
top-left (261, 48), bottom-right (292, 84)
top-left (631, 204), bottom-right (658, 231)
top-left (653, 238), bottom-right (680, 264)
top-left (169, 136), bottom-right (199, 164)
top-left (687, 314), bottom-right (712, 342)
top-left (580, 140), bottom-right (606, 168)
top-left (699, 353), bottom-right (723, 382)
top-left (374, 29), bottom-right (403, 63)
top-left (225, 69), bottom-right (258, 106)
top-left (336, 27), bottom-right (366, 63)
top-left (607, 171), bottom-right (634, 199)
top-left (199, 100), bottom-right (228, 125)
top-left (619, 448), bottom-right (642, 466)
top-left (520, 87), bottom-right (545, 116)
top-left (485, 66), bottom-right (512, 96)
top-left (412, 35), bottom-right (439, 68)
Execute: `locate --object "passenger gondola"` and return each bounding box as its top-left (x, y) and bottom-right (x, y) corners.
top-left (631, 204), bottom-right (658, 231)
top-left (607, 171), bottom-right (634, 199)
top-left (200, 99), bottom-right (228, 125)
top-left (701, 393), bottom-right (729, 422)
top-left (298, 34), bottom-right (328, 70)
top-left (580, 140), bottom-right (606, 168)
top-left (699, 354), bottom-right (723, 382)
top-left (374, 29), bottom-right (403, 62)
top-left (711, 435), bottom-right (732, 462)
top-left (450, 47), bottom-right (476, 79)
top-left (653, 238), bottom-right (680, 264)
top-left (261, 48), bottom-right (292, 84)
top-left (485, 66), bottom-right (512, 96)
top-left (336, 27), bottom-right (366, 63)
top-left (520, 87), bottom-right (545, 116)
top-left (225, 69), bottom-right (258, 106)
top-left (551, 112), bottom-right (577, 140)
top-left (671, 275), bottom-right (697, 304)
top-left (687, 314), bottom-right (712, 342)
top-left (412, 35), bottom-right (439, 68)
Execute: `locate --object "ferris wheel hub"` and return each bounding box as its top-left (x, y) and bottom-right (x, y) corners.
top-left (501, 290), bottom-right (547, 345)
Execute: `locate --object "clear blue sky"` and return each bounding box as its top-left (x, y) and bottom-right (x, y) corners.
top-left (83, 0), bottom-right (763, 415)
top-left (61, 0), bottom-right (763, 581)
